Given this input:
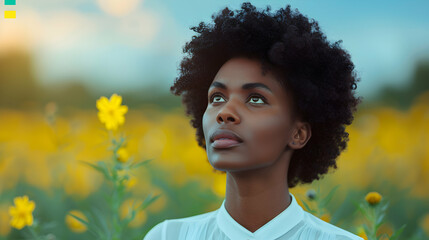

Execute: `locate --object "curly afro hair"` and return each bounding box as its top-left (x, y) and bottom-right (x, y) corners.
top-left (170, 2), bottom-right (363, 188)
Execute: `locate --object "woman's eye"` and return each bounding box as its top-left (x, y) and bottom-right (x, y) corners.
top-left (210, 93), bottom-right (267, 105)
top-left (248, 95), bottom-right (266, 104)
top-left (211, 94), bottom-right (226, 103)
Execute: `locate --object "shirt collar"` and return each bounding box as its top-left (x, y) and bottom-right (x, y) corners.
top-left (216, 192), bottom-right (304, 240)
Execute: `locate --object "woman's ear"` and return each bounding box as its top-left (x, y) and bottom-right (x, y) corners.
top-left (288, 121), bottom-right (311, 150)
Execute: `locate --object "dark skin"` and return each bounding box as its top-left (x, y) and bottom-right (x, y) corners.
top-left (202, 57), bottom-right (312, 233)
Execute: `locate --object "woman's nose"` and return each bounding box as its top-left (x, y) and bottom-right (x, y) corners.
top-left (216, 99), bottom-right (241, 124)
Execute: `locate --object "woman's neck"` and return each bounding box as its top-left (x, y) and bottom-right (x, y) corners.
top-left (224, 157), bottom-right (291, 233)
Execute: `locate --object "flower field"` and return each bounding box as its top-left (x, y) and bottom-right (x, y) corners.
top-left (1, 92), bottom-right (429, 239)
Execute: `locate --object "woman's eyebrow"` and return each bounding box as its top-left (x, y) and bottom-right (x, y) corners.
top-left (209, 81), bottom-right (273, 94)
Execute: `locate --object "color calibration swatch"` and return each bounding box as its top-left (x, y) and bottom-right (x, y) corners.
top-left (4, 0), bottom-right (16, 19)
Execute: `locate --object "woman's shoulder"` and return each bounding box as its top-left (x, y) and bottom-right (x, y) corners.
top-left (143, 220), bottom-right (166, 240)
top-left (301, 211), bottom-right (364, 240)
top-left (143, 209), bottom-right (219, 240)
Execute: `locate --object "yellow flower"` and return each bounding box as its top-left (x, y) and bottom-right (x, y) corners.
top-left (65, 210), bottom-right (88, 233)
top-left (96, 93), bottom-right (128, 131)
top-left (365, 192), bottom-right (382, 205)
top-left (356, 226), bottom-right (368, 240)
top-left (116, 147), bottom-right (129, 163)
top-left (8, 195), bottom-right (35, 230)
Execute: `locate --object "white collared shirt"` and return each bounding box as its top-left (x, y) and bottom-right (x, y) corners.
top-left (143, 192), bottom-right (364, 240)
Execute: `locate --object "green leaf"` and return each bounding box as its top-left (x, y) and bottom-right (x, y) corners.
top-left (80, 160), bottom-right (103, 173)
top-left (129, 159), bottom-right (154, 169)
top-left (357, 203), bottom-right (371, 220)
top-left (315, 183), bottom-right (321, 201)
top-left (68, 212), bottom-right (103, 238)
top-left (362, 224), bottom-right (371, 238)
top-left (114, 163), bottom-right (124, 171)
top-left (375, 212), bottom-right (386, 226)
top-left (122, 209), bottom-right (136, 227)
top-left (376, 233), bottom-right (389, 240)
top-left (68, 212), bottom-right (89, 225)
top-left (319, 185), bottom-right (340, 208)
top-left (300, 199), bottom-right (317, 215)
top-left (121, 201), bottom-right (140, 227)
top-left (375, 221), bottom-right (384, 231)
top-left (97, 161), bottom-right (110, 173)
top-left (138, 192), bottom-right (162, 211)
top-left (389, 224), bottom-right (407, 240)
top-left (80, 160), bottom-right (112, 180)
top-left (112, 136), bottom-right (126, 150)
top-left (379, 200), bottom-right (389, 212)
top-left (119, 135), bottom-right (126, 144)
top-left (91, 207), bottom-right (110, 238)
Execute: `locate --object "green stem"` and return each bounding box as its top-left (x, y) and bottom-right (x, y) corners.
top-left (111, 156), bottom-right (124, 239)
top-left (108, 130), bottom-right (114, 142)
top-left (112, 181), bottom-right (124, 240)
top-left (370, 206), bottom-right (377, 240)
top-left (27, 226), bottom-right (41, 240)
top-left (108, 129), bottom-right (126, 240)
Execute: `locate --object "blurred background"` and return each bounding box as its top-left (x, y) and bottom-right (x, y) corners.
top-left (1, 0), bottom-right (429, 239)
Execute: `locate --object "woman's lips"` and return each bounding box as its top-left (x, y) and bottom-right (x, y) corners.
top-left (212, 139), bottom-right (242, 149)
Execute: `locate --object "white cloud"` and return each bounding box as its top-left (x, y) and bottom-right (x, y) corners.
top-left (96, 0), bottom-right (141, 17)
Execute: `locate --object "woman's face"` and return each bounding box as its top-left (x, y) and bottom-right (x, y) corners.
top-left (202, 57), bottom-right (297, 172)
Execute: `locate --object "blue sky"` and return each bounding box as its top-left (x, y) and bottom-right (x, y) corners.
top-left (1, 0), bottom-right (428, 99)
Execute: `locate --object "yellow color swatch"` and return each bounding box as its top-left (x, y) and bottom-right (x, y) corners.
top-left (5, 11), bottom-right (16, 19)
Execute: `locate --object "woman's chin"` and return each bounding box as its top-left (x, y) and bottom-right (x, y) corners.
top-left (209, 159), bottom-right (257, 172)
top-left (210, 160), bottom-right (243, 171)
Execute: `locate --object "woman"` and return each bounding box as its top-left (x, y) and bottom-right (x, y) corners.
top-left (145, 2), bottom-right (363, 240)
